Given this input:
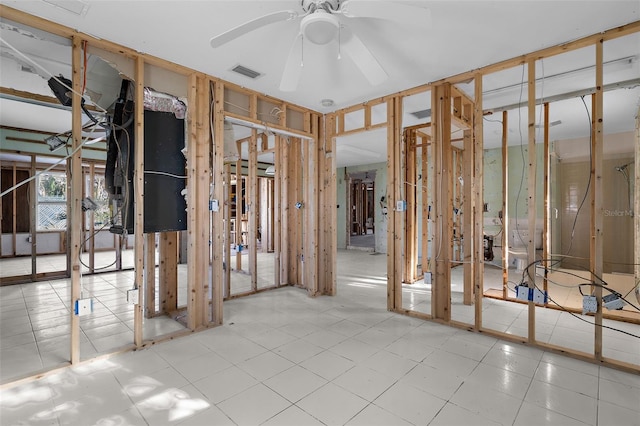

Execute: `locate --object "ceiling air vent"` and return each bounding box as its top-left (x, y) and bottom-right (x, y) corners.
top-left (231, 64), bottom-right (262, 79)
top-left (410, 109), bottom-right (431, 120)
top-left (41, 0), bottom-right (89, 16)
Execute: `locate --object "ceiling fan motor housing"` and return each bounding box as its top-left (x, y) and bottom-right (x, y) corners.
top-left (301, 0), bottom-right (341, 13)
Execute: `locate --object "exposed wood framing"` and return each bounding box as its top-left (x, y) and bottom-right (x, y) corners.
top-left (473, 73), bottom-right (484, 328)
top-left (463, 128), bottom-right (473, 306)
top-left (274, 135), bottom-right (282, 287)
top-left (159, 232), bottom-right (178, 313)
top-left (502, 111), bottom-right (509, 299)
top-left (421, 131), bottom-right (430, 280)
top-left (69, 36), bottom-right (83, 364)
top-left (186, 74), bottom-right (211, 329)
top-left (133, 56), bottom-right (145, 347)
top-left (592, 41), bottom-right (604, 359)
top-left (543, 103), bottom-right (550, 299)
top-left (404, 129), bottom-right (418, 283)
top-left (211, 82), bottom-right (224, 324)
top-left (432, 84), bottom-right (453, 321)
top-left (223, 164), bottom-right (231, 299)
top-left (88, 163), bottom-right (95, 273)
top-left (249, 130), bottom-right (258, 292)
top-left (30, 155), bottom-right (36, 281)
top-left (319, 114), bottom-right (337, 295)
top-left (386, 97), bottom-right (403, 310)
top-left (526, 59), bottom-right (536, 343)
top-left (305, 115), bottom-right (320, 296)
top-left (144, 233), bottom-right (156, 318)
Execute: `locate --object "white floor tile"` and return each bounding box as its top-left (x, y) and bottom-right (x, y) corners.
top-left (514, 401), bottom-right (589, 426)
top-left (373, 381), bottom-right (446, 425)
top-left (534, 361), bottom-right (599, 398)
top-left (346, 403), bottom-right (413, 426)
top-left (422, 348), bottom-right (480, 377)
top-left (399, 363), bottom-right (464, 400)
top-left (299, 350), bottom-right (355, 381)
top-left (262, 404), bottom-right (325, 426)
top-left (273, 338), bottom-right (324, 364)
top-left (192, 366), bottom-right (257, 404)
top-left (524, 380), bottom-right (597, 425)
top-left (329, 338), bottom-right (379, 363)
top-left (597, 400), bottom-right (640, 426)
top-left (430, 402), bottom-right (501, 426)
top-left (333, 365), bottom-right (397, 402)
top-left (263, 365), bottom-right (327, 403)
top-left (297, 382), bottom-right (368, 425)
top-left (598, 378), bottom-right (640, 413)
top-left (450, 380), bottom-right (523, 425)
top-left (218, 383), bottom-right (290, 425)
top-left (466, 363), bottom-right (532, 400)
top-left (237, 351), bottom-right (294, 381)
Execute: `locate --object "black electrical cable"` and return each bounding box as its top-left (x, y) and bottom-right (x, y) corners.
top-left (564, 96), bottom-right (593, 257)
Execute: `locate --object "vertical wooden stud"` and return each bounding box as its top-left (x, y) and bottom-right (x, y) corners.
top-left (501, 110), bottom-right (509, 300)
top-left (433, 84), bottom-right (453, 321)
top-left (30, 155), bottom-right (36, 280)
top-left (526, 59), bottom-right (536, 343)
top-left (274, 135), bottom-right (282, 287)
top-left (69, 35), bottom-right (83, 363)
top-left (593, 41), bottom-right (604, 359)
top-left (133, 55), bottom-right (145, 347)
top-left (211, 81), bottom-right (224, 324)
top-left (144, 232), bottom-right (156, 318)
top-left (249, 130), bottom-right (258, 292)
top-left (463, 128), bottom-right (474, 306)
top-left (159, 231), bottom-right (178, 313)
top-left (543, 102), bottom-right (550, 299)
top-left (473, 73), bottom-right (484, 328)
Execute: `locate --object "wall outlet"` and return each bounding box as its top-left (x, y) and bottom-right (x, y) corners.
top-left (582, 295), bottom-right (598, 314)
top-left (127, 289), bottom-right (139, 304)
top-left (74, 298), bottom-right (93, 316)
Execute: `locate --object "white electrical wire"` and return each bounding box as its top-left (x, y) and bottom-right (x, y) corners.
top-left (144, 170), bottom-right (188, 179)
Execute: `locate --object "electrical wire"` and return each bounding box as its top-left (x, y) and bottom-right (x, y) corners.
top-left (144, 170), bottom-right (188, 179)
top-left (564, 96), bottom-right (593, 256)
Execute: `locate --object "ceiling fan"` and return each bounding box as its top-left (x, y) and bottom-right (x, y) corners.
top-left (210, 0), bottom-right (431, 91)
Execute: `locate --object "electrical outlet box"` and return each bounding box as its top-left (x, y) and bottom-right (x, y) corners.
top-left (516, 285), bottom-right (531, 302)
top-left (127, 289), bottom-right (139, 304)
top-left (209, 199), bottom-right (219, 212)
top-left (424, 272), bottom-right (432, 285)
top-left (74, 298), bottom-right (93, 316)
top-left (396, 200), bottom-right (406, 212)
top-left (603, 294), bottom-right (624, 310)
top-left (533, 288), bottom-right (547, 305)
top-left (582, 295), bottom-right (598, 314)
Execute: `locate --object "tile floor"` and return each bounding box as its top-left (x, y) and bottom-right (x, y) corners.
top-left (1, 250), bottom-right (640, 425)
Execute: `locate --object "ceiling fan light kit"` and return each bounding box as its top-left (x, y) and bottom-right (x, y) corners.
top-left (300, 11), bottom-right (339, 45)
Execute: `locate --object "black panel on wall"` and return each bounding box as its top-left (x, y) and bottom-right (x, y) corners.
top-left (143, 110), bottom-right (187, 233)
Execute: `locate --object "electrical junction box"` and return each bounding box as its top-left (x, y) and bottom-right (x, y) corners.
top-left (209, 199), bottom-right (219, 212)
top-left (127, 289), bottom-right (139, 304)
top-left (532, 288), bottom-right (548, 305)
top-left (582, 295), bottom-right (598, 314)
top-left (516, 285), bottom-right (531, 302)
top-left (74, 298), bottom-right (93, 316)
top-left (603, 294), bottom-right (624, 311)
top-left (424, 272), bottom-right (432, 285)
top-left (396, 200), bottom-right (406, 212)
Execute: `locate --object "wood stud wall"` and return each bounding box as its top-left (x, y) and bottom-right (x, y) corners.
top-left (0, 5), bottom-right (638, 377)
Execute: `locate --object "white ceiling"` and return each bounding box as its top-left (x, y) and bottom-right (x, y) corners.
top-left (1, 1), bottom-right (639, 167)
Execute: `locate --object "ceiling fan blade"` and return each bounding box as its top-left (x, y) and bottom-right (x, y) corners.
top-left (340, 0), bottom-right (431, 28)
top-left (342, 31), bottom-right (387, 86)
top-left (279, 34), bottom-right (303, 92)
top-left (210, 10), bottom-right (299, 48)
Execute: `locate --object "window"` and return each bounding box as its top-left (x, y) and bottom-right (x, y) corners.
top-left (37, 172), bottom-right (67, 230)
top-left (85, 173), bottom-right (110, 229)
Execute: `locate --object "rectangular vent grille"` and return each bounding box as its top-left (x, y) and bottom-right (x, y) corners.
top-left (42, 0), bottom-right (88, 16)
top-left (410, 109), bottom-right (431, 119)
top-left (231, 64), bottom-right (262, 79)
